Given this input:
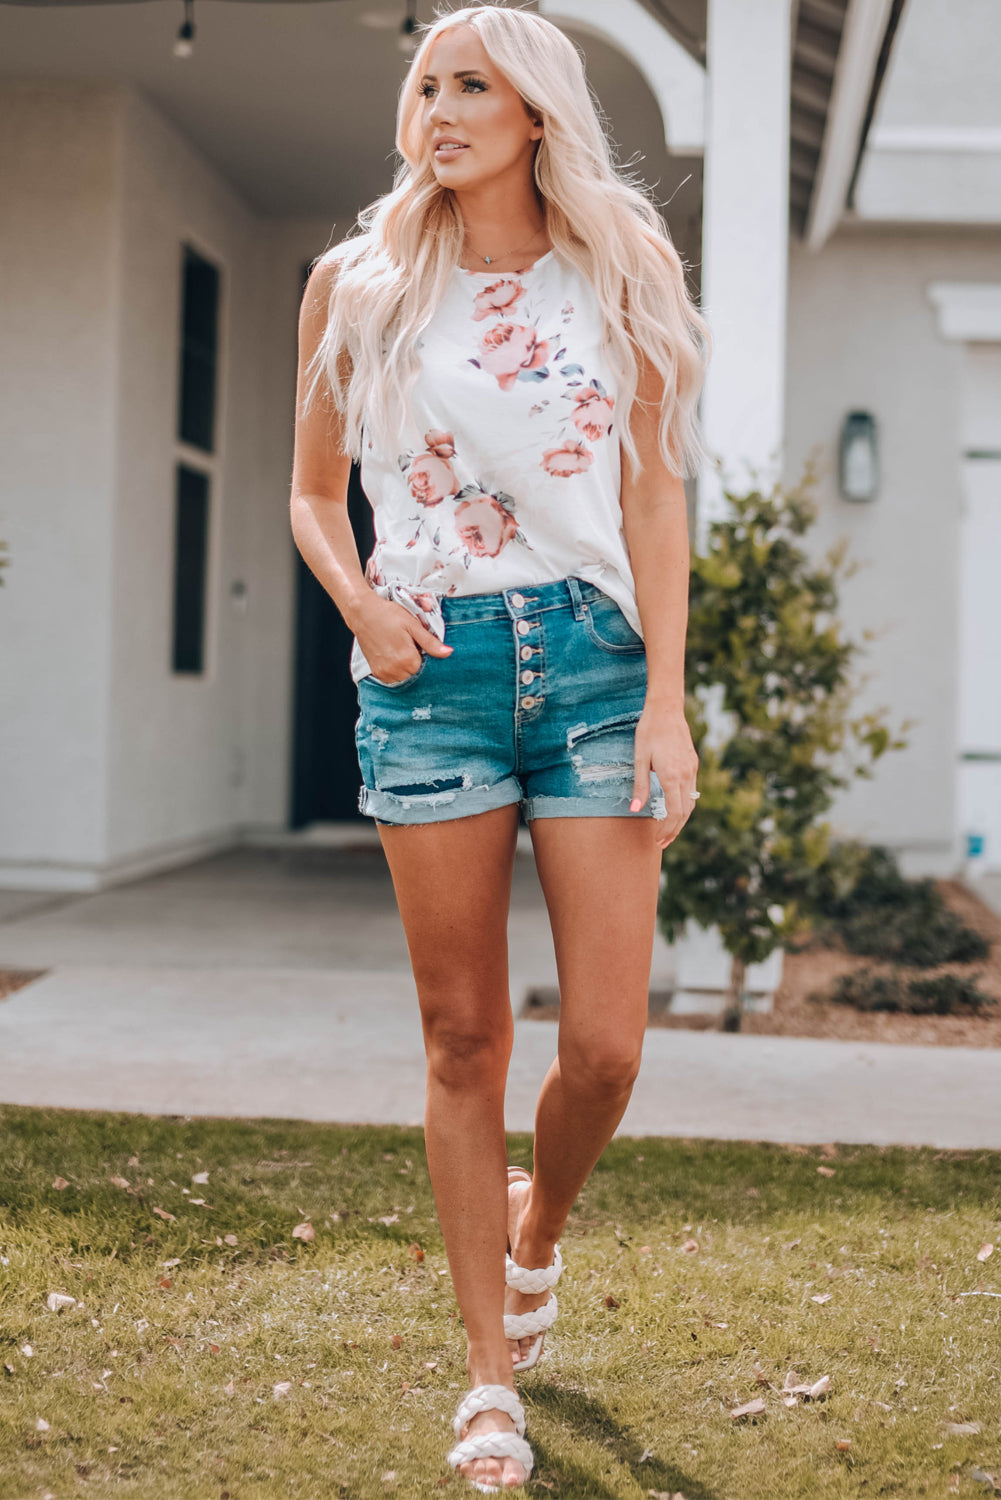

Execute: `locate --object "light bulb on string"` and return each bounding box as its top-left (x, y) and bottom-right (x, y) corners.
top-left (398, 0), bottom-right (418, 56)
top-left (173, 0), bottom-right (195, 59)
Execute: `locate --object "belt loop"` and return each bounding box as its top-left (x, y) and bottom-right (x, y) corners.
top-left (566, 576), bottom-right (586, 620)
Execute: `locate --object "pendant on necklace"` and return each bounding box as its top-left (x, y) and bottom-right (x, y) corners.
top-left (484, 255), bottom-right (492, 264)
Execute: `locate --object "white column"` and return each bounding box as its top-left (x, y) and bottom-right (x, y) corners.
top-left (698, 0), bottom-right (793, 544)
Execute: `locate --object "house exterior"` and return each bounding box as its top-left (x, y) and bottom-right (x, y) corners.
top-left (1, 0), bottom-right (998, 892)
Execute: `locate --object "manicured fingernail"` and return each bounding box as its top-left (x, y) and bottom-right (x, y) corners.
top-left (629, 798), bottom-right (642, 812)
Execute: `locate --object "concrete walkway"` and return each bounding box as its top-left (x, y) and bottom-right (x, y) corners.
top-left (1, 843), bottom-right (999, 1148)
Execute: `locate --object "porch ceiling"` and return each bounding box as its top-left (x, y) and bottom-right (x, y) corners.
top-left (1, 0), bottom-right (898, 236)
top-left (0, 0), bottom-right (694, 223)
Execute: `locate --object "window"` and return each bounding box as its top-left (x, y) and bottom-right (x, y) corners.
top-left (177, 245), bottom-right (220, 453)
top-left (171, 465), bottom-right (210, 674)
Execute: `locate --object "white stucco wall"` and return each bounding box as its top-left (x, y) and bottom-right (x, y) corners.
top-left (784, 226), bottom-right (1001, 874)
top-left (0, 82), bottom-right (345, 887)
top-left (107, 86), bottom-right (270, 871)
top-left (0, 84), bottom-right (120, 884)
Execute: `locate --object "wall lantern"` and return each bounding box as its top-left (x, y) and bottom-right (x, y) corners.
top-left (838, 410), bottom-right (879, 502)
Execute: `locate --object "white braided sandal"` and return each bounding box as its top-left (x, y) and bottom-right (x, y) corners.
top-left (505, 1166), bottom-right (563, 1374)
top-left (446, 1383), bottom-right (534, 1494)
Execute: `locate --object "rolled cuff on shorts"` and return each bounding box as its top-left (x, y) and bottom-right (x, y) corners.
top-left (357, 777), bottom-right (522, 826)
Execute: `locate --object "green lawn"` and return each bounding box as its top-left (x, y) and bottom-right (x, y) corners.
top-left (1, 1104), bottom-right (999, 1499)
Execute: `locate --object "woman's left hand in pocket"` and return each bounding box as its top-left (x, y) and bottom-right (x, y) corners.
top-left (630, 702), bottom-right (699, 850)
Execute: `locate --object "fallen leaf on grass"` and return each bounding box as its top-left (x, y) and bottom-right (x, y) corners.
top-left (273, 1381), bottom-right (292, 1398)
top-left (753, 1361), bottom-right (770, 1386)
top-left (151, 1207), bottom-right (176, 1222)
top-left (604, 1294), bottom-right (620, 1309)
top-left (730, 1398), bottom-right (766, 1420)
top-left (949, 1476), bottom-right (960, 1493)
top-left (36, 1417), bottom-right (50, 1431)
top-left (390, 1335), bottom-right (403, 1350)
top-left (192, 1171), bottom-right (209, 1184)
top-left (681, 1239), bottom-right (699, 1255)
top-left (21, 1346), bottom-right (33, 1358)
top-left (944, 1421), bottom-right (982, 1436)
top-left (157, 1278), bottom-right (172, 1290)
top-left (835, 1438), bottom-right (852, 1452)
top-left (224, 1235), bottom-right (238, 1247)
top-left (223, 1380), bottom-right (234, 1395)
top-left (407, 1243), bottom-right (424, 1262)
top-left (52, 1177), bottom-right (69, 1191)
top-left (378, 1215), bottom-right (399, 1227)
top-left (208, 1343), bottom-right (221, 1354)
top-left (811, 1293), bottom-right (833, 1304)
top-left (109, 1176), bottom-right (131, 1191)
top-left (292, 1221), bottom-right (315, 1243)
top-left (817, 1166), bottom-right (836, 1178)
top-left (810, 1376), bottom-right (831, 1399)
top-left (976, 1243), bottom-right (994, 1262)
top-left (45, 1294), bottom-right (77, 1312)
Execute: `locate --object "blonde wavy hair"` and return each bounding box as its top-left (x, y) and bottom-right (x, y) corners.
top-left (304, 2), bottom-right (711, 478)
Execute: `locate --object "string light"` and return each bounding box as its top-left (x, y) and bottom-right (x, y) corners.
top-left (173, 0), bottom-right (195, 59)
top-left (398, 0), bottom-right (418, 56)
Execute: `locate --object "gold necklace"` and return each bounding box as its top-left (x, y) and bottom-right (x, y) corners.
top-left (464, 223), bottom-right (547, 267)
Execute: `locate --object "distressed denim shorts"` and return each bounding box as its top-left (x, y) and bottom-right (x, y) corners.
top-left (354, 576), bottom-right (666, 826)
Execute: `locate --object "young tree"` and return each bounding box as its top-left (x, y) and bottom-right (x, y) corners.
top-left (659, 463), bottom-right (910, 1013)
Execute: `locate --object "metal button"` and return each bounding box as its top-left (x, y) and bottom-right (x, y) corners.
top-left (520, 669), bottom-right (535, 685)
top-left (516, 620), bottom-right (531, 636)
top-left (519, 645), bottom-right (533, 661)
top-left (520, 695), bottom-right (537, 709)
top-left (510, 592), bottom-right (526, 608)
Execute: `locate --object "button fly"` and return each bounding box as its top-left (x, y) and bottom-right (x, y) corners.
top-left (516, 620), bottom-right (531, 637)
top-left (520, 695), bottom-right (537, 709)
top-left (519, 645), bottom-right (533, 661)
top-left (510, 592), bottom-right (526, 608)
top-left (520, 669), bottom-right (535, 685)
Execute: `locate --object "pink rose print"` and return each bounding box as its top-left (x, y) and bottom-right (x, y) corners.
top-left (455, 494), bottom-right (520, 558)
top-left (424, 429), bottom-right (456, 457)
top-left (571, 386), bottom-right (615, 441)
top-left (365, 553), bottom-right (385, 586)
top-left (472, 278), bottom-right (525, 321)
top-left (478, 323), bottom-right (550, 392)
top-left (408, 451), bottom-right (460, 507)
top-left (541, 440), bottom-right (594, 478)
top-left (412, 591), bottom-right (438, 613)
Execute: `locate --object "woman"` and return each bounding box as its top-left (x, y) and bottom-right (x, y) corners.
top-left (291, 4), bottom-right (710, 1490)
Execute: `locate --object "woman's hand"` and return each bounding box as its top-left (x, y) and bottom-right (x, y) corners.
top-left (352, 593), bottom-right (453, 685)
top-left (630, 702), bottom-right (699, 850)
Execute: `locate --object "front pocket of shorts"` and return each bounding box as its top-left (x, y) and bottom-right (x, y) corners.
top-left (366, 653), bottom-right (428, 689)
top-left (582, 598), bottom-right (645, 653)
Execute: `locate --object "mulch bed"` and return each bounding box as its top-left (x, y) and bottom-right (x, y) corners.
top-left (0, 969), bottom-right (46, 1002)
top-left (740, 880), bottom-right (1001, 1048)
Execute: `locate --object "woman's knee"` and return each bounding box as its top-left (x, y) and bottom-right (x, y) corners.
top-left (423, 1011), bottom-right (513, 1090)
top-left (559, 1033), bottom-right (643, 1096)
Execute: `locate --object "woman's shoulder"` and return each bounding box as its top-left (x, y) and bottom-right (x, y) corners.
top-left (307, 233), bottom-right (380, 291)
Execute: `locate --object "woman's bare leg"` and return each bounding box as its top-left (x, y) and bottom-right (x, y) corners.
top-left (504, 816), bottom-right (662, 1360)
top-left (377, 803), bottom-right (526, 1491)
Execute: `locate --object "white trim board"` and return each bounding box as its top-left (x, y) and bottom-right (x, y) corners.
top-left (927, 283), bottom-right (1001, 343)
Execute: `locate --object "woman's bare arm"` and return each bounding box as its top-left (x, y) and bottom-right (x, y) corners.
top-left (619, 352), bottom-right (699, 847)
top-left (289, 260), bottom-right (451, 683)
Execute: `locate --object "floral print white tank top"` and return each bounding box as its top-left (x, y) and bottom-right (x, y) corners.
top-left (352, 249), bottom-right (641, 684)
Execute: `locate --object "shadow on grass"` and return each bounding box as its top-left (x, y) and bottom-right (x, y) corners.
top-left (528, 1382), bottom-right (719, 1500)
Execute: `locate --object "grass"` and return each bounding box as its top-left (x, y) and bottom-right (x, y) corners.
top-left (1, 1106), bottom-right (1000, 1499)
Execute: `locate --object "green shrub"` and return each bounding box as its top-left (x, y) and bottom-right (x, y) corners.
top-left (813, 843), bottom-right (989, 967)
top-left (826, 965), bottom-right (996, 1015)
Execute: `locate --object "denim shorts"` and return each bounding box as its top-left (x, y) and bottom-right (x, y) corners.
top-left (354, 576), bottom-right (666, 826)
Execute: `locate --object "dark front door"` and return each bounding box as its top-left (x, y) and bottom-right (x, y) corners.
top-left (290, 460), bottom-right (375, 827)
